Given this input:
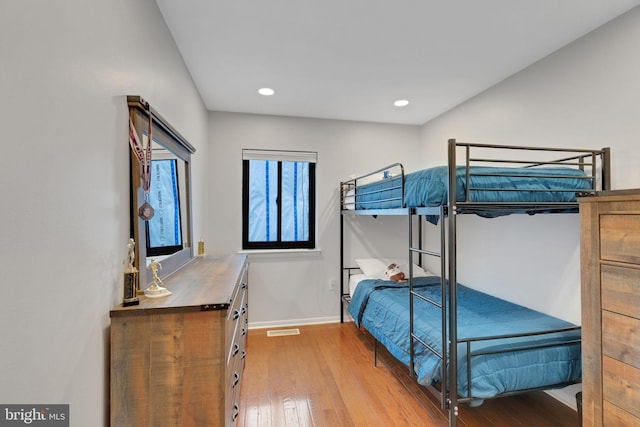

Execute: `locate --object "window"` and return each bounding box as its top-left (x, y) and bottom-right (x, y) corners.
top-left (242, 149), bottom-right (316, 250)
top-left (146, 158), bottom-right (183, 256)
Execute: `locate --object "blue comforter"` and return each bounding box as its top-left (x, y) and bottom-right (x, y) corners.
top-left (347, 277), bottom-right (581, 399)
top-left (355, 166), bottom-right (591, 222)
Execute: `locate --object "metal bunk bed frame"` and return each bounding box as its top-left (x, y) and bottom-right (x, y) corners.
top-left (339, 139), bottom-right (610, 427)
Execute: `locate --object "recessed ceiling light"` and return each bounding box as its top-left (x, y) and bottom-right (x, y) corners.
top-left (258, 87), bottom-right (275, 96)
top-left (394, 99), bottom-right (409, 107)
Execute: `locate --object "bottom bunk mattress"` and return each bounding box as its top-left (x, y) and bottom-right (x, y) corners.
top-left (347, 276), bottom-right (581, 400)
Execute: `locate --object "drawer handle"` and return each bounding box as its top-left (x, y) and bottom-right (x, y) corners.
top-left (232, 404), bottom-right (239, 421)
top-left (241, 282), bottom-right (247, 289)
top-left (241, 306), bottom-right (246, 315)
top-left (233, 310), bottom-right (240, 320)
top-left (241, 350), bottom-right (246, 360)
top-left (232, 372), bottom-right (240, 388)
top-left (232, 343), bottom-right (240, 357)
top-left (241, 328), bottom-right (247, 336)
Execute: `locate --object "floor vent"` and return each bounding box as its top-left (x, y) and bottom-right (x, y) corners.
top-left (267, 328), bottom-right (300, 337)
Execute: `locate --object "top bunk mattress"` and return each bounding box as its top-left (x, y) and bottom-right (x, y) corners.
top-left (354, 165), bottom-right (592, 210)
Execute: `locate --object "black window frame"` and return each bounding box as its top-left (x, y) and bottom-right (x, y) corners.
top-left (242, 158), bottom-right (316, 250)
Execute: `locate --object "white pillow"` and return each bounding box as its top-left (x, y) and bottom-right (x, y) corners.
top-left (355, 258), bottom-right (387, 278)
top-left (355, 258), bottom-right (434, 280)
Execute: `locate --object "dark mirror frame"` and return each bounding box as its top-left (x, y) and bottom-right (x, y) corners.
top-left (128, 95), bottom-right (196, 288)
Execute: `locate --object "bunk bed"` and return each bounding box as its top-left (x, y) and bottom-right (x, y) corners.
top-left (339, 139), bottom-right (610, 427)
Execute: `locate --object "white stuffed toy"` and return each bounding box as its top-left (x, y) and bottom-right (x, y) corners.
top-left (384, 263), bottom-right (406, 282)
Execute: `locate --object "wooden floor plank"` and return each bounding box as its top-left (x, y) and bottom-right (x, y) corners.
top-left (238, 323), bottom-right (579, 427)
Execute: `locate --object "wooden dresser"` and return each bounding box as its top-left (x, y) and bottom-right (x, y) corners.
top-left (110, 254), bottom-right (249, 427)
top-left (579, 190), bottom-right (640, 426)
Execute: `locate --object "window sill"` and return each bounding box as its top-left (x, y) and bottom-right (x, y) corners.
top-left (238, 248), bottom-right (322, 255)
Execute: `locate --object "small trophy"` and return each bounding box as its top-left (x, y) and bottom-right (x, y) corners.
top-left (123, 238), bottom-right (140, 306)
top-left (144, 258), bottom-right (172, 298)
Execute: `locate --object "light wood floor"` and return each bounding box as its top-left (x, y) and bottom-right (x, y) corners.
top-left (238, 322), bottom-right (579, 427)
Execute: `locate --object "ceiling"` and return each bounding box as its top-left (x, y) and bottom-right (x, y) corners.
top-left (156, 1), bottom-right (640, 125)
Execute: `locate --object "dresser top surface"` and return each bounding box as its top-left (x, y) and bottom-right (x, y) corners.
top-left (110, 253), bottom-right (247, 317)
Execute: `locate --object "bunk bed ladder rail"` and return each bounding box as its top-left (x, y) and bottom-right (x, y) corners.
top-left (447, 140), bottom-right (460, 426)
top-left (408, 205), bottom-right (449, 413)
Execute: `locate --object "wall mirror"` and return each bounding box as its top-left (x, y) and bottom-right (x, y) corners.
top-left (128, 95), bottom-right (195, 288)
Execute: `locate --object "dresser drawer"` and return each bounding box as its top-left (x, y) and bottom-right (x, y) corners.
top-left (227, 264), bottom-right (247, 322)
top-left (226, 291), bottom-right (246, 362)
top-left (225, 366), bottom-right (242, 410)
top-left (603, 399), bottom-right (640, 426)
top-left (600, 214), bottom-right (640, 264)
top-left (602, 310), bottom-right (640, 370)
top-left (227, 327), bottom-right (246, 366)
top-left (603, 356), bottom-right (640, 420)
top-left (226, 285), bottom-right (247, 354)
top-left (229, 312), bottom-right (247, 365)
top-left (601, 264), bottom-right (640, 320)
top-left (225, 347), bottom-right (245, 426)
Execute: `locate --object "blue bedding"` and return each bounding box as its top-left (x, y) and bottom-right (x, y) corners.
top-left (354, 166), bottom-right (592, 222)
top-left (347, 277), bottom-right (581, 399)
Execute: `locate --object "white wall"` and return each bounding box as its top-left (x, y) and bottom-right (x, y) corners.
top-left (0, 1), bottom-right (207, 425)
top-left (207, 112), bottom-right (421, 326)
top-left (418, 5), bottom-right (640, 408)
